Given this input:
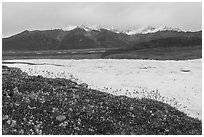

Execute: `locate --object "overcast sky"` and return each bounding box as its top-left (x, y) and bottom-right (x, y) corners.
top-left (2, 2), bottom-right (202, 37)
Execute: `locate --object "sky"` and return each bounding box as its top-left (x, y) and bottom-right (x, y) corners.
top-left (2, 2), bottom-right (202, 38)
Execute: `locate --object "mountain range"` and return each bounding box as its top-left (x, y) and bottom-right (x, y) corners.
top-left (63, 25), bottom-right (186, 35)
top-left (2, 25), bottom-right (202, 51)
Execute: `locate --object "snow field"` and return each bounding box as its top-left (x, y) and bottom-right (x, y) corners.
top-left (3, 59), bottom-right (202, 119)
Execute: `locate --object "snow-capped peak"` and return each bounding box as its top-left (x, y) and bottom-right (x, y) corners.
top-left (125, 25), bottom-right (185, 35)
top-left (63, 25), bottom-right (185, 34)
top-left (63, 24), bottom-right (101, 31)
top-left (135, 25), bottom-right (155, 34)
top-left (78, 25), bottom-right (122, 33)
top-left (151, 26), bottom-right (184, 33)
top-left (105, 27), bottom-right (122, 34)
top-left (125, 25), bottom-right (155, 35)
top-left (63, 25), bottom-right (77, 31)
top-left (77, 24), bottom-right (101, 31)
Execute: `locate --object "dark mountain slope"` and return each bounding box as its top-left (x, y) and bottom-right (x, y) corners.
top-left (126, 31), bottom-right (202, 44)
top-left (2, 30), bottom-right (61, 50)
top-left (130, 36), bottom-right (202, 49)
top-left (101, 37), bottom-right (202, 60)
top-left (2, 28), bottom-right (202, 51)
top-left (94, 29), bottom-right (129, 48)
top-left (2, 28), bottom-right (128, 50)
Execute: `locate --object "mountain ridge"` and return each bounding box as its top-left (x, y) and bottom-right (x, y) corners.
top-left (61, 25), bottom-right (191, 35)
top-left (2, 25), bottom-right (202, 51)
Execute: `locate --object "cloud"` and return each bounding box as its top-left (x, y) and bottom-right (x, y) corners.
top-left (2, 2), bottom-right (202, 37)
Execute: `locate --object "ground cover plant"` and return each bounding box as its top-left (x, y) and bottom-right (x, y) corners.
top-left (2, 66), bottom-right (202, 135)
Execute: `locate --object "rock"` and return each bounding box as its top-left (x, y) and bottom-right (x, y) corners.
top-left (70, 81), bottom-right (78, 87)
top-left (3, 115), bottom-right (9, 120)
top-left (13, 87), bottom-right (19, 94)
top-left (73, 94), bottom-right (80, 99)
top-left (130, 106), bottom-right (134, 110)
top-left (130, 131), bottom-right (136, 135)
top-left (121, 130), bottom-right (126, 135)
top-left (52, 107), bottom-right (59, 113)
top-left (79, 83), bottom-right (88, 88)
top-left (2, 65), bottom-right (9, 69)
top-left (181, 69), bottom-right (191, 72)
top-left (56, 115), bottom-right (66, 121)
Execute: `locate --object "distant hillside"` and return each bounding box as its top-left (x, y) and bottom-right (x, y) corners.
top-left (2, 30), bottom-right (60, 50)
top-left (2, 26), bottom-right (202, 51)
top-left (2, 28), bottom-right (128, 51)
top-left (101, 37), bottom-right (202, 60)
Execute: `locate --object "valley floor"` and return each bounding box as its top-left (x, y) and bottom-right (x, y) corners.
top-left (3, 59), bottom-right (202, 120)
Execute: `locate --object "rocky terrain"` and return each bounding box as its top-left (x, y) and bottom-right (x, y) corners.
top-left (2, 65), bottom-right (202, 135)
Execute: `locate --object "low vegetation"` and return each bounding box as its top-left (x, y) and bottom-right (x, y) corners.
top-left (102, 37), bottom-right (202, 60)
top-left (2, 66), bottom-right (202, 135)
